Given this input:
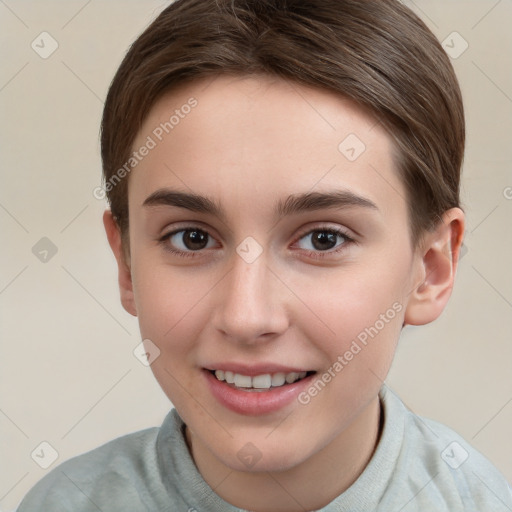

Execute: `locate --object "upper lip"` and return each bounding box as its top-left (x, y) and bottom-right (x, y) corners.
top-left (203, 363), bottom-right (314, 376)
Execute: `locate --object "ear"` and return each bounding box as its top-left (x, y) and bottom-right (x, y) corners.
top-left (103, 210), bottom-right (137, 317)
top-left (403, 208), bottom-right (465, 326)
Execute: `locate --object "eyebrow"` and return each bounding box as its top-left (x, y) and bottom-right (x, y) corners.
top-left (276, 190), bottom-right (378, 216)
top-left (142, 188), bottom-right (378, 221)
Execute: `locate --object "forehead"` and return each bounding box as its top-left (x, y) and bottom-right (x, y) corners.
top-left (128, 74), bottom-right (406, 225)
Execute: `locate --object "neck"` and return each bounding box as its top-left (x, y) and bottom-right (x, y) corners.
top-left (185, 395), bottom-right (383, 512)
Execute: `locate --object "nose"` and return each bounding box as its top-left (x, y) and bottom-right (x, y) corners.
top-left (211, 253), bottom-right (290, 344)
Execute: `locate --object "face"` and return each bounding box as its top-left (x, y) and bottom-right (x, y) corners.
top-left (125, 74), bottom-right (422, 472)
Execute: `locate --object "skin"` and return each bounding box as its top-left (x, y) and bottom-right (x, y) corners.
top-left (104, 74), bottom-right (464, 511)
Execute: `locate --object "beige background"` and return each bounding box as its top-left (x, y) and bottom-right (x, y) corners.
top-left (1, 1), bottom-right (511, 510)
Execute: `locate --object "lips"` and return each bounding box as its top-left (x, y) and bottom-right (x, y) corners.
top-left (202, 364), bottom-right (318, 415)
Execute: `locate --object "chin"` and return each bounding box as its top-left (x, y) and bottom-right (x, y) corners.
top-left (217, 441), bottom-right (309, 474)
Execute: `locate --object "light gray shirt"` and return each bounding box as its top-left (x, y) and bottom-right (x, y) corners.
top-left (16, 385), bottom-right (512, 511)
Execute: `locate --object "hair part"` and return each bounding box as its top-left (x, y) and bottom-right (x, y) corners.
top-left (101, 0), bottom-right (465, 251)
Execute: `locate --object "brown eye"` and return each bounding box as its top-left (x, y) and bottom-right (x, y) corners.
top-left (296, 229), bottom-right (348, 252)
top-left (310, 231), bottom-right (338, 250)
top-left (167, 228), bottom-right (215, 252)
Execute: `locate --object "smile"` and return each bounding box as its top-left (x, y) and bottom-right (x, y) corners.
top-left (211, 369), bottom-right (315, 390)
top-left (203, 368), bottom-right (318, 415)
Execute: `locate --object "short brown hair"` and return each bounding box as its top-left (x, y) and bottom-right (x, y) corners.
top-left (101, 0), bottom-right (464, 247)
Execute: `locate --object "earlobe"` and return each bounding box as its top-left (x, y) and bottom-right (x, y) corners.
top-left (403, 208), bottom-right (465, 326)
top-left (103, 210), bottom-right (138, 317)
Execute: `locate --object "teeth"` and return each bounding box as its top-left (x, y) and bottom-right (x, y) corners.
top-left (213, 370), bottom-right (310, 389)
top-left (234, 374), bottom-right (252, 388)
top-left (252, 374), bottom-right (272, 389)
top-left (285, 372), bottom-right (299, 384)
top-left (271, 372), bottom-right (286, 387)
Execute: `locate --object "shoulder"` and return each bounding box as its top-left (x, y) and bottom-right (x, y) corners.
top-left (383, 387), bottom-right (512, 511)
top-left (16, 425), bottom-right (161, 512)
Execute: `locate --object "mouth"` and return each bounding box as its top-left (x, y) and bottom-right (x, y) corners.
top-left (206, 369), bottom-right (317, 392)
top-left (203, 367), bottom-right (317, 415)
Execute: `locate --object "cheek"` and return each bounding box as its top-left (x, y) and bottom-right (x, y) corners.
top-left (292, 270), bottom-right (405, 425)
top-left (131, 265), bottom-right (213, 410)
top-left (298, 263), bottom-right (407, 369)
top-left (132, 265), bottom-right (211, 357)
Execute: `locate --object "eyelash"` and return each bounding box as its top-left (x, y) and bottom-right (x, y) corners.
top-left (158, 225), bottom-right (356, 260)
top-left (293, 226), bottom-right (355, 260)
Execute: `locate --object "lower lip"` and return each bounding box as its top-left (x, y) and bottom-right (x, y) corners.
top-left (203, 369), bottom-right (315, 416)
